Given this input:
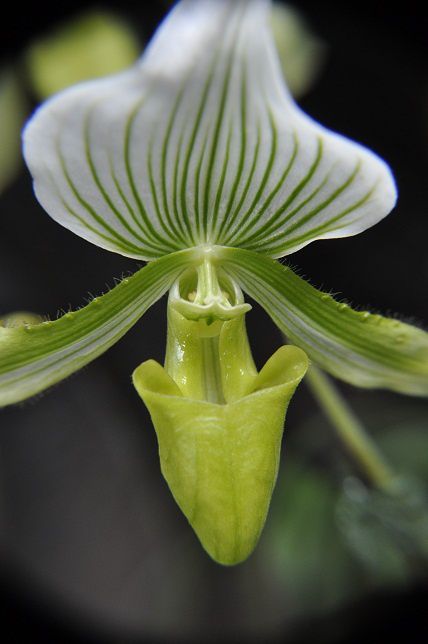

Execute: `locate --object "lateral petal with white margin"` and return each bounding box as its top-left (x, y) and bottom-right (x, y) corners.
top-left (24, 0), bottom-right (396, 261)
top-left (221, 247), bottom-right (428, 396)
top-left (0, 250), bottom-right (194, 407)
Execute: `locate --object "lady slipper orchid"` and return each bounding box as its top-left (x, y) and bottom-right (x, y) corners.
top-left (2, 0), bottom-right (428, 565)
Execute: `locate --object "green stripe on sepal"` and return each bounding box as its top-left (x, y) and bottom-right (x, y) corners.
top-left (0, 249), bottom-right (195, 407)
top-left (220, 247), bottom-right (428, 396)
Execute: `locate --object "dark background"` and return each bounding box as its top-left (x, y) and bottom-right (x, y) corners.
top-left (1, 1), bottom-right (428, 642)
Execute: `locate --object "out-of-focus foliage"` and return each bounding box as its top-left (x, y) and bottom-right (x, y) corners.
top-left (271, 3), bottom-right (325, 98)
top-left (0, 11), bottom-right (140, 191)
top-left (0, 311), bottom-right (43, 328)
top-left (25, 11), bottom-right (140, 99)
top-left (262, 462), bottom-right (358, 618)
top-left (261, 396), bottom-right (428, 619)
top-left (0, 69), bottom-right (27, 193)
top-left (338, 437), bottom-right (428, 582)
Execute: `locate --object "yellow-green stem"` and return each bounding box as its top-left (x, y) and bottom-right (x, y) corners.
top-left (306, 365), bottom-right (396, 491)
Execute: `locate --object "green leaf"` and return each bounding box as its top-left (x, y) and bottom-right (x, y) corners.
top-left (221, 247), bottom-right (428, 395)
top-left (24, 0), bottom-right (396, 261)
top-left (337, 476), bottom-right (428, 581)
top-left (0, 250), bottom-right (194, 407)
top-left (262, 462), bottom-right (356, 616)
top-left (336, 411), bottom-right (428, 581)
top-left (25, 11), bottom-right (140, 100)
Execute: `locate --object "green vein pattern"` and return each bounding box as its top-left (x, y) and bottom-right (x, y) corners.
top-left (0, 250), bottom-right (194, 406)
top-left (24, 0), bottom-right (396, 261)
top-left (221, 247), bottom-right (428, 395)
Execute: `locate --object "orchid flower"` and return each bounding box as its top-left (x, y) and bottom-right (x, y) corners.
top-left (2, 0), bottom-right (428, 566)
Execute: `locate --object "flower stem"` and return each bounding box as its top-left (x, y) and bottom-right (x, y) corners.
top-left (306, 365), bottom-right (396, 491)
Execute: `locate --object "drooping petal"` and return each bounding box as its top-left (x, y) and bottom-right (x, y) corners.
top-left (221, 247), bottom-right (428, 396)
top-left (23, 0), bottom-right (396, 260)
top-left (0, 250), bottom-right (194, 407)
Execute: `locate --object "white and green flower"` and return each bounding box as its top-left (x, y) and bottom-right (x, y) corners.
top-left (2, 0), bottom-right (427, 564)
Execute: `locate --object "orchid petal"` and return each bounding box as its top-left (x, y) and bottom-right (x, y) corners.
top-left (23, 0), bottom-right (396, 260)
top-left (0, 250), bottom-right (194, 407)
top-left (221, 247), bottom-right (428, 396)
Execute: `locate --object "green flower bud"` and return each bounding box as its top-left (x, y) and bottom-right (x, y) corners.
top-left (133, 262), bottom-right (307, 565)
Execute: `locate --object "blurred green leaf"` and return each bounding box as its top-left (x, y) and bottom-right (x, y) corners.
top-left (0, 69), bottom-right (27, 192)
top-left (261, 395), bottom-right (428, 621)
top-left (270, 3), bottom-right (326, 98)
top-left (261, 462), bottom-right (358, 618)
top-left (337, 476), bottom-right (428, 582)
top-left (337, 426), bottom-right (428, 583)
top-left (379, 422), bottom-right (428, 480)
top-left (25, 11), bottom-right (140, 99)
